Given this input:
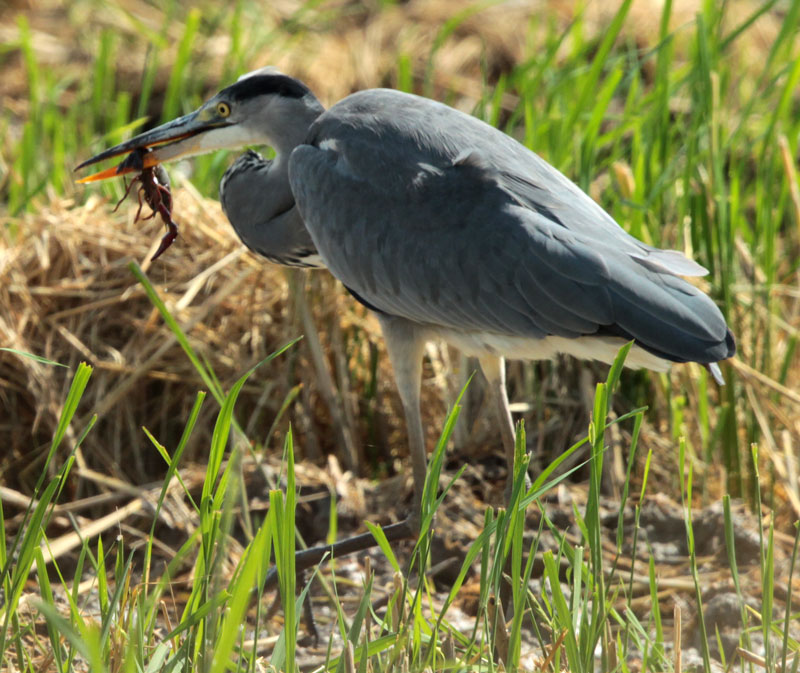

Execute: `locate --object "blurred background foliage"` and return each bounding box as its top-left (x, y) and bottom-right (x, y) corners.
top-left (1, 0), bottom-right (799, 529)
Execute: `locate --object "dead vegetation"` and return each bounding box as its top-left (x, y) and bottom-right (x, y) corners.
top-left (1, 1), bottom-right (799, 668)
top-left (1, 0), bottom-right (798, 547)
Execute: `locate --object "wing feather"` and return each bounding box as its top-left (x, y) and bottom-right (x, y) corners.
top-left (288, 91), bottom-right (733, 366)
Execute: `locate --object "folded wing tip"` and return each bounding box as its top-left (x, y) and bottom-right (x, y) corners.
top-left (707, 362), bottom-right (725, 385)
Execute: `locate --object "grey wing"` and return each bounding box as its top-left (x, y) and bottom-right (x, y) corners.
top-left (306, 88), bottom-right (708, 279)
top-left (288, 100), bottom-right (732, 364)
top-left (494, 168), bottom-right (709, 277)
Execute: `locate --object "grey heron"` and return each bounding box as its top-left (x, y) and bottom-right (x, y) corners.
top-left (78, 67), bottom-right (735, 566)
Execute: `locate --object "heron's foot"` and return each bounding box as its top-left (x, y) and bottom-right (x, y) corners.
top-left (299, 569), bottom-right (320, 647)
top-left (261, 517), bottom-right (416, 643)
top-left (263, 518), bottom-right (416, 592)
top-left (264, 568), bottom-right (320, 646)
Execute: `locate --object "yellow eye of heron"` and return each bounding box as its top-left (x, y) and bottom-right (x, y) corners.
top-left (216, 102), bottom-right (231, 117)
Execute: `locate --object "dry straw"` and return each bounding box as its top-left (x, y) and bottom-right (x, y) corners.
top-left (0, 187), bottom-right (388, 491)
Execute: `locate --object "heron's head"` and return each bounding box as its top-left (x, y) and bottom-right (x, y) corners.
top-left (77, 68), bottom-right (324, 181)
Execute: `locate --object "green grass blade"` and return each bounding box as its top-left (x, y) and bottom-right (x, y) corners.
top-left (35, 599), bottom-right (107, 673)
top-left (564, 0), bottom-right (633, 136)
top-left (364, 521), bottom-right (401, 575)
top-left (129, 262), bottom-right (224, 403)
top-left (210, 509), bottom-right (273, 673)
top-left (162, 9), bottom-right (201, 122)
top-left (165, 591), bottom-right (232, 641)
top-left (269, 430), bottom-right (298, 673)
top-left (0, 348), bottom-right (67, 367)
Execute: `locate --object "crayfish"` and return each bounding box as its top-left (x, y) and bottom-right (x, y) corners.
top-left (113, 148), bottom-right (178, 261)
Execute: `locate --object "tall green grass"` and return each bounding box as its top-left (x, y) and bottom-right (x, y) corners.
top-left (2, 1), bottom-right (308, 215)
top-left (3, 1), bottom-right (800, 671)
top-left (2, 324), bottom-right (798, 671)
top-left (0, 349), bottom-right (298, 672)
top-left (484, 0), bottom-right (800, 496)
top-left (6, 0), bottom-right (798, 496)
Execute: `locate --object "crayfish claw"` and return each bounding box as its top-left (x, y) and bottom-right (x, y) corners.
top-left (151, 227), bottom-right (178, 261)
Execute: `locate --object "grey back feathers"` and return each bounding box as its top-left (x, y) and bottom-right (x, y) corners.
top-left (217, 78), bottom-right (734, 369)
top-left (290, 89), bottom-right (734, 366)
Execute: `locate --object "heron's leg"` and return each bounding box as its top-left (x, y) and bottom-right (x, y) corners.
top-left (376, 314), bottom-right (430, 530)
top-left (263, 520), bottom-right (414, 591)
top-left (261, 317), bottom-right (427, 597)
top-left (478, 355), bottom-right (528, 502)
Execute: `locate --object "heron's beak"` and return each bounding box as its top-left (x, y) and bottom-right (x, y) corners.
top-left (75, 109), bottom-right (231, 183)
